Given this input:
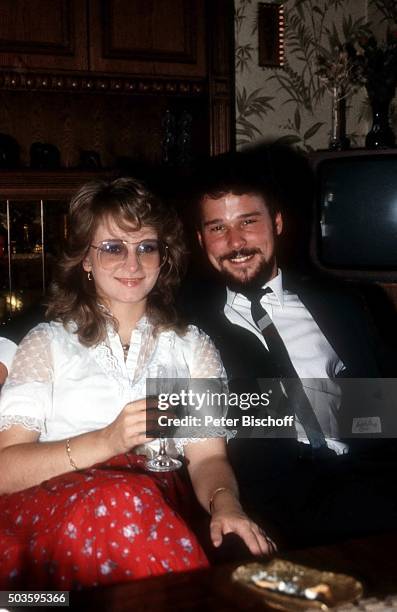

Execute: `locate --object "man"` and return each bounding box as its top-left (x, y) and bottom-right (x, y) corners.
top-left (182, 149), bottom-right (397, 549)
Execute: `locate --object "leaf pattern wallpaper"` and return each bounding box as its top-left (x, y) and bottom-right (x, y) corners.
top-left (234, 0), bottom-right (396, 150)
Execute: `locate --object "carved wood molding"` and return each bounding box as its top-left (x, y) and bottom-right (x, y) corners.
top-left (210, 98), bottom-right (231, 156)
top-left (0, 70), bottom-right (206, 96)
top-left (0, 170), bottom-right (110, 200)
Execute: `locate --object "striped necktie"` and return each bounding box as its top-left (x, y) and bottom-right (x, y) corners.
top-left (249, 288), bottom-right (327, 450)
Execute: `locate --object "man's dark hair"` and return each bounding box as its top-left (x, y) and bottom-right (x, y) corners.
top-left (191, 149), bottom-right (282, 227)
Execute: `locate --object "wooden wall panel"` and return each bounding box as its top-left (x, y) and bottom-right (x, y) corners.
top-left (206, 0), bottom-right (235, 154)
top-left (0, 0), bottom-right (88, 71)
top-left (88, 0), bottom-right (206, 77)
top-left (0, 1), bottom-right (234, 164)
top-left (0, 91), bottom-right (208, 169)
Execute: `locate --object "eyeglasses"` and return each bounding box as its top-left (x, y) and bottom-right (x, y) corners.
top-left (90, 239), bottom-right (168, 270)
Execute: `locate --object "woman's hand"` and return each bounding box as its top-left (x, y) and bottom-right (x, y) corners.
top-left (101, 398), bottom-right (157, 455)
top-left (185, 440), bottom-right (278, 557)
top-left (210, 506), bottom-right (277, 556)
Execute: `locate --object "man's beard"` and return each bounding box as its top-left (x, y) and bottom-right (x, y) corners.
top-left (216, 248), bottom-right (276, 294)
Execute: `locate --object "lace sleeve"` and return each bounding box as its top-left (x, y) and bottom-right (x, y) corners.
top-left (173, 326), bottom-right (235, 454)
top-left (188, 327), bottom-right (226, 379)
top-left (0, 324), bottom-right (53, 434)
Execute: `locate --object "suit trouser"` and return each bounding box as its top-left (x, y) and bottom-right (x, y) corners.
top-left (228, 439), bottom-right (397, 549)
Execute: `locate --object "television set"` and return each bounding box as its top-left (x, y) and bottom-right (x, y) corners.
top-left (311, 149), bottom-right (397, 281)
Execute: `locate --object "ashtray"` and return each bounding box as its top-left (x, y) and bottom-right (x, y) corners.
top-left (232, 559), bottom-right (363, 610)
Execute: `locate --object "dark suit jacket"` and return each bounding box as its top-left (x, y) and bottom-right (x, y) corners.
top-left (181, 273), bottom-right (387, 378)
top-left (179, 273), bottom-right (395, 474)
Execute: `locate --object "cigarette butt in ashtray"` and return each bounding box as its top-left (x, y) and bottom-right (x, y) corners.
top-left (253, 578), bottom-right (333, 604)
top-left (304, 583), bottom-right (333, 603)
top-left (253, 578), bottom-right (282, 590)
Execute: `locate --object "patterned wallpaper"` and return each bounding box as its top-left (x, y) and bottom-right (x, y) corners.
top-left (234, 0), bottom-right (396, 150)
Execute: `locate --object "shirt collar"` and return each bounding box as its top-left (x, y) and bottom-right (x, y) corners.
top-left (266, 269), bottom-right (284, 307)
top-left (106, 314), bottom-right (150, 342)
top-left (226, 269), bottom-right (284, 309)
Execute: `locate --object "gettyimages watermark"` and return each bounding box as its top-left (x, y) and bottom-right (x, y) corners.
top-left (145, 377), bottom-right (295, 439)
top-left (145, 377), bottom-right (397, 440)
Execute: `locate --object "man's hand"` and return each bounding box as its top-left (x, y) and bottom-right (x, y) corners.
top-left (210, 508), bottom-right (277, 556)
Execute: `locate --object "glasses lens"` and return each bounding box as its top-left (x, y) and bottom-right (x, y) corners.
top-left (97, 240), bottom-right (128, 269)
top-left (136, 240), bottom-right (165, 268)
top-left (96, 239), bottom-right (167, 269)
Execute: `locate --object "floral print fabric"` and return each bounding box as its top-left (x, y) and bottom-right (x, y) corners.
top-left (0, 453), bottom-right (208, 589)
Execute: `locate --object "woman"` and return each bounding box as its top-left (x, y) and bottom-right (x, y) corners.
top-left (0, 178), bottom-right (273, 589)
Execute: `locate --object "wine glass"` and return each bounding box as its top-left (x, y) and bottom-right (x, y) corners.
top-left (145, 365), bottom-right (183, 472)
top-left (145, 435), bottom-right (182, 472)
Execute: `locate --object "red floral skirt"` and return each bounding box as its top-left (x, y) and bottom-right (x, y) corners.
top-left (0, 453), bottom-right (208, 589)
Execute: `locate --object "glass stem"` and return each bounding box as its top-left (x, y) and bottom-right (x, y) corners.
top-left (159, 436), bottom-right (166, 456)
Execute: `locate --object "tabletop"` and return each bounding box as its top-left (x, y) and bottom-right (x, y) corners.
top-left (71, 531), bottom-right (397, 611)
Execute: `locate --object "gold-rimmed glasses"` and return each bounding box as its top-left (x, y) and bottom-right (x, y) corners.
top-left (90, 239), bottom-right (168, 270)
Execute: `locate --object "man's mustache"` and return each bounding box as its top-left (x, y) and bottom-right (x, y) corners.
top-left (219, 248), bottom-right (261, 263)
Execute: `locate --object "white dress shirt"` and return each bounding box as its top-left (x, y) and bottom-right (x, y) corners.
top-left (0, 318), bottom-right (226, 457)
top-left (0, 337), bottom-right (17, 373)
top-left (224, 270), bottom-right (348, 454)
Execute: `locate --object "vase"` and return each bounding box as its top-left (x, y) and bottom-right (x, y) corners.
top-left (329, 87), bottom-right (350, 151)
top-left (365, 96), bottom-right (395, 149)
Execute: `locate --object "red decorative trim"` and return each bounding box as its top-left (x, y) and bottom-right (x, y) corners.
top-left (258, 3), bottom-right (285, 68)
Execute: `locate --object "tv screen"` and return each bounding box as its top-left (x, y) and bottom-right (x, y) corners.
top-left (314, 153), bottom-right (397, 279)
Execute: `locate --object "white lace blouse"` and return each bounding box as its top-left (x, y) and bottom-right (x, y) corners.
top-left (0, 318), bottom-right (227, 457)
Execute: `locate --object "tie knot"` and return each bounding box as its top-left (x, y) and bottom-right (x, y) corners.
top-left (258, 286), bottom-right (272, 299)
top-left (245, 287), bottom-right (272, 313)
top-left (243, 286), bottom-right (272, 304)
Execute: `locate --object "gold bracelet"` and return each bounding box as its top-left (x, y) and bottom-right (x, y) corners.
top-left (66, 438), bottom-right (78, 471)
top-left (209, 487), bottom-right (231, 514)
